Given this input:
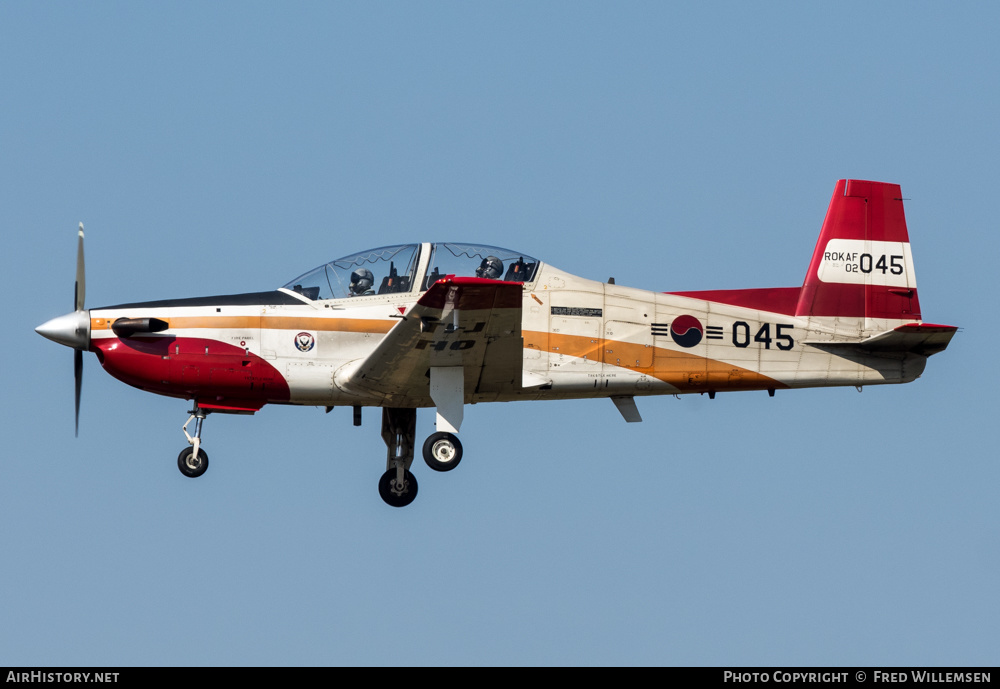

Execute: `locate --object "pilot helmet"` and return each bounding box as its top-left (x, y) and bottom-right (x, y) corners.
top-left (476, 255), bottom-right (504, 280)
top-left (350, 268), bottom-right (375, 294)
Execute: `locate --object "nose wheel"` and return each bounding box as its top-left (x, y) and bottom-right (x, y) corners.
top-left (178, 447), bottom-right (209, 478)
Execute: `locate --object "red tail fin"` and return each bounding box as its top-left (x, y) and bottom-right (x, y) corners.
top-left (795, 180), bottom-right (920, 321)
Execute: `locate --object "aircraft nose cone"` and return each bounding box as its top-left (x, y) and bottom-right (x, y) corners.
top-left (36, 310), bottom-right (90, 349)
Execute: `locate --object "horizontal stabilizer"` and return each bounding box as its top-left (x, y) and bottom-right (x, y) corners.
top-left (806, 323), bottom-right (957, 357)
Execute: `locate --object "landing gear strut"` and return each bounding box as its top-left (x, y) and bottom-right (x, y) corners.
top-left (178, 404), bottom-right (210, 478)
top-left (378, 408), bottom-right (417, 507)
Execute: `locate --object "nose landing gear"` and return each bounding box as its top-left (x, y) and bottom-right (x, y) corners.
top-left (178, 405), bottom-right (210, 478)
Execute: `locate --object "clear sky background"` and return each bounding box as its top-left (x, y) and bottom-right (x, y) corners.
top-left (1, 2), bottom-right (995, 666)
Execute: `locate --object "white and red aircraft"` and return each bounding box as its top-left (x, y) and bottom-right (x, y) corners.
top-left (37, 180), bottom-right (957, 506)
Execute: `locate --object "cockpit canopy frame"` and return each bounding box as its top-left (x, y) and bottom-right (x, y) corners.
top-left (284, 242), bottom-right (539, 301)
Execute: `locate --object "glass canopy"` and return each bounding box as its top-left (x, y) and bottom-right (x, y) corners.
top-left (283, 243), bottom-right (539, 300)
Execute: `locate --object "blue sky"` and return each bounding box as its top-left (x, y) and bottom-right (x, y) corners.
top-left (1, 2), bottom-right (995, 665)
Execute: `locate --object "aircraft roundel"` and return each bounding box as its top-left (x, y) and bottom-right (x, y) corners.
top-left (670, 315), bottom-right (703, 348)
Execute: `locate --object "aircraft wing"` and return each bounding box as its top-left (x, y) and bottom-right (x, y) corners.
top-left (340, 278), bottom-right (525, 403)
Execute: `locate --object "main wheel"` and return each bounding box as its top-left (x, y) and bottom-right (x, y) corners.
top-left (177, 447), bottom-right (209, 478)
top-left (378, 468), bottom-right (418, 507)
top-left (422, 432), bottom-right (463, 472)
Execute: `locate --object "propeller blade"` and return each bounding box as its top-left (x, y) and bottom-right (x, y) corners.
top-left (75, 223), bottom-right (85, 312)
top-left (74, 223), bottom-right (86, 436)
top-left (74, 348), bottom-right (83, 437)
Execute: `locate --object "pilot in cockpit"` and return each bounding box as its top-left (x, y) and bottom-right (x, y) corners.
top-left (350, 268), bottom-right (376, 296)
top-left (476, 255), bottom-right (504, 280)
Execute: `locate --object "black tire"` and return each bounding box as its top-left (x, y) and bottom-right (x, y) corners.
top-left (177, 447), bottom-right (209, 478)
top-left (422, 432), bottom-right (463, 472)
top-left (378, 468), bottom-right (418, 507)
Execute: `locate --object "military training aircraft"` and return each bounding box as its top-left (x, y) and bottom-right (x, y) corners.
top-left (37, 179), bottom-right (957, 506)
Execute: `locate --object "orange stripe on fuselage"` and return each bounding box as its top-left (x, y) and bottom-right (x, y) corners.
top-left (259, 317), bottom-right (396, 333)
top-left (91, 316), bottom-right (397, 334)
top-left (524, 330), bottom-right (785, 391)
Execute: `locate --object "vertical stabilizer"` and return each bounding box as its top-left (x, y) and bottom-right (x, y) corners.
top-left (795, 180), bottom-right (920, 327)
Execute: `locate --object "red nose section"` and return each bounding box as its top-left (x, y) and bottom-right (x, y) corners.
top-left (93, 336), bottom-right (290, 408)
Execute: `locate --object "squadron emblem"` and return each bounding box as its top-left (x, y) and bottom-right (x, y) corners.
top-left (295, 332), bottom-right (315, 352)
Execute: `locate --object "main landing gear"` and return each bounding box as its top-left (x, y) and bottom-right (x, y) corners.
top-left (178, 405), bottom-right (209, 478)
top-left (379, 408), bottom-right (418, 507)
top-left (376, 409), bottom-right (466, 507)
top-left (377, 368), bottom-right (467, 507)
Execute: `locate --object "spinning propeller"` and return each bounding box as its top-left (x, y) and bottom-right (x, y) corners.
top-left (35, 224), bottom-right (91, 436)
